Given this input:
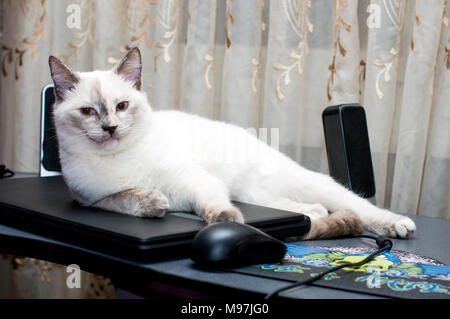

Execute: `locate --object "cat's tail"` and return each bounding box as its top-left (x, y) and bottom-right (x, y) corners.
top-left (301, 209), bottom-right (364, 240)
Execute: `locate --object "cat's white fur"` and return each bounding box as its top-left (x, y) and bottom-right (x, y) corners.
top-left (49, 48), bottom-right (416, 239)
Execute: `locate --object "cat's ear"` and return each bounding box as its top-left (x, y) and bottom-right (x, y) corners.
top-left (48, 56), bottom-right (79, 101)
top-left (115, 47), bottom-right (142, 90)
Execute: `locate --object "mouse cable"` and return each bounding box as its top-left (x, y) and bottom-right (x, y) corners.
top-left (264, 234), bottom-right (393, 300)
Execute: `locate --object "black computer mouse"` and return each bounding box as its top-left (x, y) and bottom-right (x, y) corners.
top-left (191, 222), bottom-right (287, 268)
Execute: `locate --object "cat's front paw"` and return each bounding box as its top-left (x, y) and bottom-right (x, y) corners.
top-left (133, 189), bottom-right (169, 218)
top-left (204, 205), bottom-right (244, 224)
top-left (374, 211), bottom-right (416, 239)
top-left (394, 217), bottom-right (416, 239)
top-left (364, 210), bottom-right (416, 239)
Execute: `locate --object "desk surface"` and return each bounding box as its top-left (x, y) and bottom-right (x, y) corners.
top-left (1, 210), bottom-right (449, 299)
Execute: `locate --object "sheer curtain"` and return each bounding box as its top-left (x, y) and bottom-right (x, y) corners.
top-left (0, 0), bottom-right (449, 297)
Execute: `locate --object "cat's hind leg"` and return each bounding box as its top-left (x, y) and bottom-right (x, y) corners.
top-left (243, 155), bottom-right (415, 238)
top-left (277, 163), bottom-right (416, 238)
top-left (240, 196), bottom-right (363, 239)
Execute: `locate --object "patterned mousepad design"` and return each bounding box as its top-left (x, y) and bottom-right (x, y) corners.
top-left (235, 244), bottom-right (450, 299)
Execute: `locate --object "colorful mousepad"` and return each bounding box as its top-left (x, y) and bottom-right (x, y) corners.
top-left (234, 244), bottom-right (450, 299)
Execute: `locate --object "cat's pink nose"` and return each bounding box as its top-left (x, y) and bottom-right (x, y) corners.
top-left (102, 125), bottom-right (118, 136)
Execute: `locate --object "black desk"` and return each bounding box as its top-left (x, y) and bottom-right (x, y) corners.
top-left (1, 203), bottom-right (449, 298)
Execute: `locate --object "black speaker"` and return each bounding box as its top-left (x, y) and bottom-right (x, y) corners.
top-left (40, 84), bottom-right (62, 176)
top-left (322, 104), bottom-right (376, 198)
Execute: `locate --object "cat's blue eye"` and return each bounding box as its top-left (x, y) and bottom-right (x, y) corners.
top-left (80, 107), bottom-right (96, 116)
top-left (116, 101), bottom-right (129, 112)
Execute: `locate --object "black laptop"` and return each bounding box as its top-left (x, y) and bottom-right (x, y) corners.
top-left (0, 176), bottom-right (310, 260)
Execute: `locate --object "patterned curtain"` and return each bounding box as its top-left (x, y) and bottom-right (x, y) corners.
top-left (0, 0), bottom-right (449, 297)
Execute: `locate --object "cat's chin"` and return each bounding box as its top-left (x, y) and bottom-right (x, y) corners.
top-left (99, 137), bottom-right (120, 149)
top-left (99, 136), bottom-right (118, 146)
top-left (87, 136), bottom-right (121, 153)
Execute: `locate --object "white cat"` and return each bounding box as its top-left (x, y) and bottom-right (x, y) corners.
top-left (48, 47), bottom-right (416, 239)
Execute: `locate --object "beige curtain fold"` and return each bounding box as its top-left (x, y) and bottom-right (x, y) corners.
top-left (363, 0), bottom-right (407, 208)
top-left (419, 0), bottom-right (450, 218)
top-left (0, 0), bottom-right (449, 298)
top-left (180, 0), bottom-right (217, 117)
top-left (391, 0), bottom-right (446, 215)
top-left (328, 0), bottom-right (361, 105)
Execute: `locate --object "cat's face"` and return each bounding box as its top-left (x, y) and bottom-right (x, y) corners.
top-left (49, 47), bottom-right (150, 154)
